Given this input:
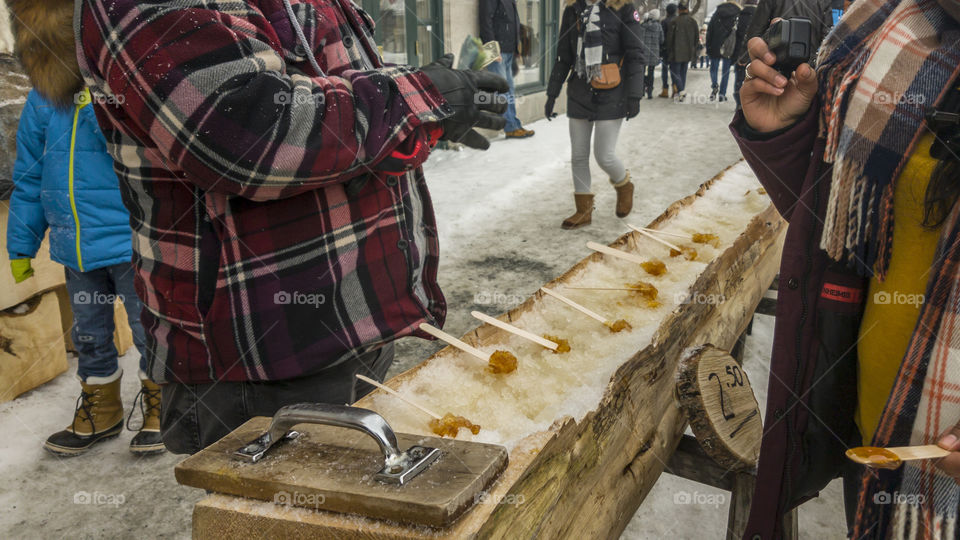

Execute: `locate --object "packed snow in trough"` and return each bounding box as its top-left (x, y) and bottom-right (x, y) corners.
top-left (367, 161), bottom-right (769, 451)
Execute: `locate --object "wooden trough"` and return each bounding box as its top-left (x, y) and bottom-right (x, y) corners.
top-left (183, 162), bottom-right (786, 539)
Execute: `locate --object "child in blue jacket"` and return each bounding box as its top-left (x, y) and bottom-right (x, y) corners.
top-left (7, 84), bottom-right (162, 456)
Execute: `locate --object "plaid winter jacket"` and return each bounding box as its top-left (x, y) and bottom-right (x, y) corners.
top-left (74, 0), bottom-right (453, 384)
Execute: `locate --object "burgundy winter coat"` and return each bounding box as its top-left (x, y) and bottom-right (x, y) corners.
top-left (730, 102), bottom-right (853, 539)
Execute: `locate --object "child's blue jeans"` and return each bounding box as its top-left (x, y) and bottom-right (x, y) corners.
top-left (65, 263), bottom-right (148, 381)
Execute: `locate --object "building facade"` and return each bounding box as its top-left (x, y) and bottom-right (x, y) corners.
top-left (359, 0), bottom-right (566, 124)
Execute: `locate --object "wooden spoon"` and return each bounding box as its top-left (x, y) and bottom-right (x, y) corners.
top-left (845, 445), bottom-right (951, 470)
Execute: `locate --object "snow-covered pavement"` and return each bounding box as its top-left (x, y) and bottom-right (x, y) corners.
top-left (0, 68), bottom-right (846, 539)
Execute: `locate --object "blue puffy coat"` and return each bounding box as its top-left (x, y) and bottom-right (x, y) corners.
top-left (7, 89), bottom-right (132, 272)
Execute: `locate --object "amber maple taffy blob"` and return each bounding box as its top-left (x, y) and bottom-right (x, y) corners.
top-left (542, 335), bottom-right (571, 353)
top-left (429, 413), bottom-right (482, 438)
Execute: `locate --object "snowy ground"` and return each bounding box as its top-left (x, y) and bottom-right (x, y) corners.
top-left (0, 68), bottom-right (846, 539)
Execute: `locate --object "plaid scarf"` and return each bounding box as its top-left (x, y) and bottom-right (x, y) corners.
top-left (575, 2), bottom-right (604, 81)
top-left (815, 0), bottom-right (960, 278)
top-left (815, 0), bottom-right (960, 537)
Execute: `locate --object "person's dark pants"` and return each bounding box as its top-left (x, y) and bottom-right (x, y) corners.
top-left (644, 64), bottom-right (657, 96)
top-left (660, 59), bottom-right (672, 89)
top-left (709, 56), bottom-right (734, 95)
top-left (160, 343), bottom-right (395, 454)
top-left (65, 263), bottom-right (149, 381)
top-left (669, 62), bottom-right (689, 92)
top-left (733, 64), bottom-right (747, 109)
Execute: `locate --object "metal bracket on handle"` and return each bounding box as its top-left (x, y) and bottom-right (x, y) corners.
top-left (233, 403), bottom-right (440, 485)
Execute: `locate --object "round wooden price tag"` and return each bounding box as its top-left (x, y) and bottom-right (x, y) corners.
top-left (676, 345), bottom-right (762, 471)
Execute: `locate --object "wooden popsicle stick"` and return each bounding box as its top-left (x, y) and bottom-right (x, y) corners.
top-left (638, 227), bottom-right (689, 240)
top-left (355, 374), bottom-right (442, 420)
top-left (889, 445), bottom-right (952, 461)
top-left (539, 287), bottom-right (608, 324)
top-left (419, 323), bottom-right (489, 363)
top-left (471, 311), bottom-right (558, 351)
top-left (586, 241), bottom-right (647, 265)
top-left (628, 224), bottom-right (682, 252)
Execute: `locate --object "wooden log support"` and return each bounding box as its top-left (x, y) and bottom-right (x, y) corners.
top-left (186, 164), bottom-right (787, 539)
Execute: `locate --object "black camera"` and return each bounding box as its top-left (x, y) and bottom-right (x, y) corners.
top-left (762, 18), bottom-right (814, 76)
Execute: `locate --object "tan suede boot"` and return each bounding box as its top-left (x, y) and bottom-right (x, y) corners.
top-left (562, 193), bottom-right (594, 229)
top-left (44, 369), bottom-right (124, 456)
top-left (614, 171), bottom-right (634, 218)
top-left (128, 373), bottom-right (165, 455)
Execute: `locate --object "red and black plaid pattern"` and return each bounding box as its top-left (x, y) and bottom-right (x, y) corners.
top-left (75, 0), bottom-right (452, 383)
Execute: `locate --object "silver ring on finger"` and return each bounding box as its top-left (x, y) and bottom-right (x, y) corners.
top-left (744, 62), bottom-right (756, 81)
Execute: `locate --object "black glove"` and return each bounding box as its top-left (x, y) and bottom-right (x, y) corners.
top-left (545, 96), bottom-right (557, 121)
top-left (419, 54), bottom-right (509, 150)
top-left (626, 98), bottom-right (640, 120)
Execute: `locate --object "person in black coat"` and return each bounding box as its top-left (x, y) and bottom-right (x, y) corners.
top-left (705, 0), bottom-right (742, 101)
top-left (732, 0), bottom-right (758, 108)
top-left (479, 0), bottom-right (535, 138)
top-left (545, 0), bottom-right (644, 230)
top-left (658, 3), bottom-right (678, 97)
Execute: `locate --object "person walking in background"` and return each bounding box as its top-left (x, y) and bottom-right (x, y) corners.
top-left (732, 0), bottom-right (758, 108)
top-left (640, 9), bottom-right (665, 99)
top-left (480, 0), bottom-right (536, 139)
top-left (545, 0), bottom-right (644, 229)
top-left (658, 3), bottom-right (678, 97)
top-left (698, 25), bottom-right (709, 68)
top-left (666, 0), bottom-right (699, 101)
top-left (705, 0), bottom-right (742, 101)
top-left (6, 0), bottom-right (159, 457)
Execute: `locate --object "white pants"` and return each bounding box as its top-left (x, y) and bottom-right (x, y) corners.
top-left (569, 118), bottom-right (627, 194)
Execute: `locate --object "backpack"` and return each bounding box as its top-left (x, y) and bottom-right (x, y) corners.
top-left (720, 18), bottom-right (738, 58)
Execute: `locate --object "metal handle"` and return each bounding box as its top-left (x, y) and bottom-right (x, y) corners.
top-left (234, 403), bottom-right (439, 485)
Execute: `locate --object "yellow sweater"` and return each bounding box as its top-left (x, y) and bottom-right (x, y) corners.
top-left (856, 133), bottom-right (942, 442)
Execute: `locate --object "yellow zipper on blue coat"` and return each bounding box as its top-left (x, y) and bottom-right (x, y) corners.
top-left (69, 89), bottom-right (90, 272)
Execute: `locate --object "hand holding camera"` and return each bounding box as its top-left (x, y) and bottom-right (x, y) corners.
top-left (740, 18), bottom-right (819, 134)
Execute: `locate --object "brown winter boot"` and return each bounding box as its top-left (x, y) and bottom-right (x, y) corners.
top-left (614, 171), bottom-right (634, 218)
top-left (658, 87), bottom-right (669, 98)
top-left (128, 373), bottom-right (165, 455)
top-left (44, 370), bottom-right (124, 456)
top-left (672, 83), bottom-right (679, 97)
top-left (562, 193), bottom-right (594, 229)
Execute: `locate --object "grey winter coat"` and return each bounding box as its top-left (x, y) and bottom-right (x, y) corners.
top-left (666, 12), bottom-right (700, 63)
top-left (639, 18), bottom-right (664, 65)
